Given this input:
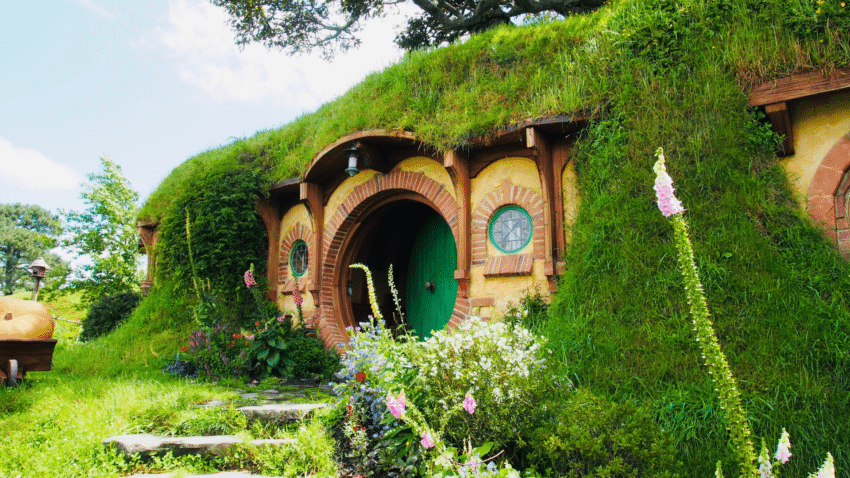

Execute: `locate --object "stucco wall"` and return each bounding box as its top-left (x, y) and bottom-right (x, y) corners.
top-left (783, 91), bottom-right (850, 208)
top-left (469, 158), bottom-right (549, 317)
top-left (562, 159), bottom-right (579, 248)
top-left (278, 204), bottom-right (316, 314)
top-left (324, 170), bottom-right (379, 229)
top-left (395, 157), bottom-right (457, 200)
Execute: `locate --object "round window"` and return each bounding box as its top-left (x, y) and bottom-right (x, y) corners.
top-left (488, 206), bottom-right (532, 253)
top-left (290, 240), bottom-right (308, 277)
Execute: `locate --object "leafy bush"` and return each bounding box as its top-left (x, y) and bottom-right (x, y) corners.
top-left (80, 291), bottom-right (141, 341)
top-left (288, 335), bottom-right (341, 380)
top-left (410, 316), bottom-right (551, 452)
top-left (503, 290), bottom-right (550, 335)
top-left (528, 388), bottom-right (682, 477)
top-left (183, 323), bottom-right (251, 383)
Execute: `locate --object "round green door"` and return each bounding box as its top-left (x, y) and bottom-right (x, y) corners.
top-left (405, 210), bottom-right (458, 339)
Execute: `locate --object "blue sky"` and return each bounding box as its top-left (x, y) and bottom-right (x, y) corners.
top-left (0, 0), bottom-right (409, 217)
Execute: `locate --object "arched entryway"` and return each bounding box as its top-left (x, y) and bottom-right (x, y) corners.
top-left (339, 199), bottom-right (458, 338)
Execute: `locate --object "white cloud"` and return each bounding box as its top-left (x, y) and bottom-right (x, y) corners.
top-left (0, 137), bottom-right (81, 192)
top-left (133, 0), bottom-right (411, 109)
top-left (75, 0), bottom-right (116, 20)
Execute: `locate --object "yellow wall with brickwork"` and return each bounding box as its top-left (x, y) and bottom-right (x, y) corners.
top-left (469, 158), bottom-right (548, 317)
top-left (278, 204), bottom-right (316, 313)
top-left (395, 157), bottom-right (457, 200)
top-left (324, 170), bottom-right (379, 229)
top-left (783, 91), bottom-right (850, 208)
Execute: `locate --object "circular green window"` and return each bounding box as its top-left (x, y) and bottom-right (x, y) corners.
top-left (488, 206), bottom-right (532, 253)
top-left (290, 240), bottom-right (308, 277)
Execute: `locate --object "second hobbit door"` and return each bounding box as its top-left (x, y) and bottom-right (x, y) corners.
top-left (405, 210), bottom-right (458, 338)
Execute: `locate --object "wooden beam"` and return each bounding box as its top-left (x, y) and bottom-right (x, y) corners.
top-left (444, 149), bottom-right (472, 299)
top-left (765, 102), bottom-right (795, 156)
top-left (748, 69), bottom-right (850, 106)
top-left (255, 196), bottom-right (281, 302)
top-left (526, 127), bottom-right (557, 282)
top-left (300, 182), bottom-right (325, 300)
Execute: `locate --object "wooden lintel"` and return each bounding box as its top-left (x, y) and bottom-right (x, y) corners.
top-left (748, 69), bottom-right (850, 107)
top-left (764, 102), bottom-right (795, 156)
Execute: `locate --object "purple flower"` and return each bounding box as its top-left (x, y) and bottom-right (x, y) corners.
top-left (653, 148), bottom-right (685, 217)
top-left (463, 392), bottom-right (476, 415)
top-left (775, 429), bottom-right (792, 464)
top-left (386, 389), bottom-right (406, 418)
top-left (420, 432), bottom-right (435, 449)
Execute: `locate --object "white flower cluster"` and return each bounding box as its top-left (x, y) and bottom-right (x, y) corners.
top-left (415, 317), bottom-right (547, 405)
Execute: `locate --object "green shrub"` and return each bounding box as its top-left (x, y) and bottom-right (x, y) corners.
top-left (80, 291), bottom-right (141, 341)
top-left (528, 388), bottom-right (682, 477)
top-left (288, 335), bottom-right (341, 380)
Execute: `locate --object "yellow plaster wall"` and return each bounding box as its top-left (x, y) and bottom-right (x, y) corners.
top-left (324, 170), bottom-right (379, 229)
top-left (469, 157), bottom-right (547, 317)
top-left (472, 158), bottom-right (541, 257)
top-left (562, 159), bottom-right (580, 246)
top-left (783, 91), bottom-right (850, 207)
top-left (278, 203), bottom-right (316, 313)
top-left (469, 261), bottom-right (550, 317)
top-left (395, 157), bottom-right (457, 200)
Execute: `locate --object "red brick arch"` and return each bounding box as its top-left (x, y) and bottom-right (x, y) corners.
top-left (471, 178), bottom-right (546, 269)
top-left (316, 168), bottom-right (471, 349)
top-left (807, 133), bottom-right (850, 257)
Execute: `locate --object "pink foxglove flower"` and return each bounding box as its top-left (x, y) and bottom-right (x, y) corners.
top-left (775, 428), bottom-right (792, 464)
top-left (386, 389), bottom-right (406, 418)
top-left (420, 432), bottom-right (435, 449)
top-left (293, 285), bottom-right (303, 305)
top-left (462, 392), bottom-right (477, 415)
top-left (244, 269), bottom-right (257, 287)
top-left (653, 148), bottom-right (685, 217)
top-left (816, 453), bottom-right (835, 478)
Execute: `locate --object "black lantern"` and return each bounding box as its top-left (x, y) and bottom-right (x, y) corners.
top-left (343, 142), bottom-right (368, 177)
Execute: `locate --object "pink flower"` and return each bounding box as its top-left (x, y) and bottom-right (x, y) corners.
top-left (775, 429), bottom-right (792, 464)
top-left (420, 432), bottom-right (435, 449)
top-left (462, 392), bottom-right (476, 415)
top-left (386, 389), bottom-right (406, 418)
top-left (277, 316), bottom-right (287, 322)
top-left (293, 285), bottom-right (303, 306)
top-left (653, 148), bottom-right (685, 218)
top-left (244, 269), bottom-right (256, 287)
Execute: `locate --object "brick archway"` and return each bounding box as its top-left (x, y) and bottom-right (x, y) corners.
top-left (279, 222), bottom-right (313, 293)
top-left (807, 133), bottom-right (850, 256)
top-left (317, 168), bottom-right (471, 349)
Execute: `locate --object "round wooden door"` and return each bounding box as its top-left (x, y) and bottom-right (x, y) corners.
top-left (404, 210), bottom-right (458, 339)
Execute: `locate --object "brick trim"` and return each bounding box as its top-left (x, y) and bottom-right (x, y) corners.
top-left (471, 178), bottom-right (545, 268)
top-left (318, 168), bottom-right (471, 348)
top-left (483, 254), bottom-right (534, 277)
top-left (808, 133), bottom-right (850, 256)
top-left (280, 222), bottom-right (313, 292)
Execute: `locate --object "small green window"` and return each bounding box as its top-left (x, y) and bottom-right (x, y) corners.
top-left (290, 240), bottom-right (308, 277)
top-left (488, 206), bottom-right (532, 254)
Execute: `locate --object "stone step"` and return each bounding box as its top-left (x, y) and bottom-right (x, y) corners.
top-left (237, 402), bottom-right (330, 425)
top-left (103, 433), bottom-right (296, 461)
top-left (128, 472), bottom-right (275, 478)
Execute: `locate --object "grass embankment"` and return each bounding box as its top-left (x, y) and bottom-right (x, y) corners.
top-left (126, 0), bottom-right (849, 475)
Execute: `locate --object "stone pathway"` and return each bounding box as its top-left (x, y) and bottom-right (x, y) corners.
top-left (108, 382), bottom-right (335, 477)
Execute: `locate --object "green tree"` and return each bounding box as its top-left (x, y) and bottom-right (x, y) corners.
top-left (62, 156), bottom-right (142, 306)
top-left (0, 204), bottom-right (64, 295)
top-left (211, 0), bottom-right (605, 56)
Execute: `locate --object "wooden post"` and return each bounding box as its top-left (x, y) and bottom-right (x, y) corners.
top-left (444, 149), bottom-right (472, 298)
top-left (300, 182), bottom-right (325, 304)
top-left (526, 127), bottom-right (558, 287)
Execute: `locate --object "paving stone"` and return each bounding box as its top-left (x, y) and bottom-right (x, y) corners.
top-left (238, 402), bottom-right (330, 425)
top-left (103, 433), bottom-right (294, 460)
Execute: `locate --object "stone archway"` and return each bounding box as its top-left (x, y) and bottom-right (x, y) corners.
top-left (317, 168), bottom-right (471, 348)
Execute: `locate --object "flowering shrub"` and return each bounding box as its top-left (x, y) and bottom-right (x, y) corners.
top-left (183, 322), bottom-right (250, 383)
top-left (410, 316), bottom-right (551, 450)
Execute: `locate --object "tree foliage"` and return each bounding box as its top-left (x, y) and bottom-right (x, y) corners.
top-left (211, 0), bottom-right (605, 56)
top-left (62, 157), bottom-right (142, 306)
top-left (0, 204), bottom-right (64, 295)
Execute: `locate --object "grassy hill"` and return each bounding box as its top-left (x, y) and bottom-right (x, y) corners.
top-left (124, 0), bottom-right (850, 475)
